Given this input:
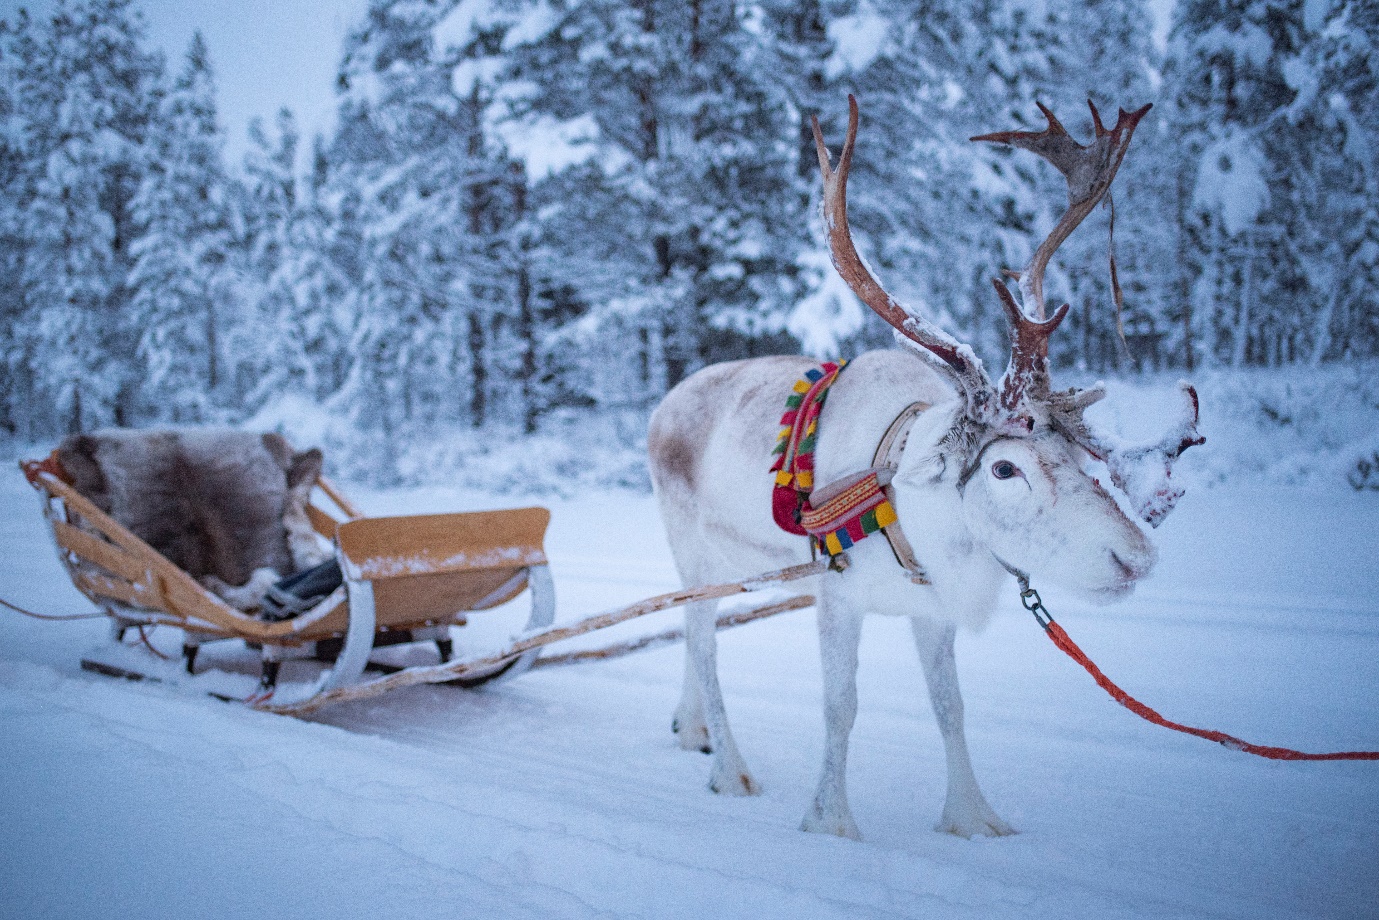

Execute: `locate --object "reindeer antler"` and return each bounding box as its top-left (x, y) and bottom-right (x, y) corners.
top-left (812, 95), bottom-right (992, 409)
top-left (811, 94), bottom-right (1202, 525)
top-left (975, 101), bottom-right (1151, 415)
top-left (977, 100), bottom-right (1204, 524)
top-left (991, 281), bottom-right (1070, 413)
top-left (974, 101), bottom-right (1151, 320)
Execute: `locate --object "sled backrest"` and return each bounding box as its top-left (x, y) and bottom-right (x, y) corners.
top-left (22, 432), bottom-right (355, 643)
top-left (24, 439), bottom-right (549, 642)
top-left (22, 456), bottom-right (307, 639)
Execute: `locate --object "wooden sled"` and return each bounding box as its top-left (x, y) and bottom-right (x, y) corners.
top-left (21, 450), bottom-right (555, 709)
top-left (21, 432), bottom-right (825, 717)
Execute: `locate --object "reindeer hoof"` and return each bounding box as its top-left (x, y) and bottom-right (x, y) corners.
top-left (674, 721), bottom-right (711, 754)
top-left (673, 712), bottom-right (712, 753)
top-left (800, 808), bottom-right (861, 841)
top-left (709, 768), bottom-right (760, 797)
top-left (935, 808), bottom-right (1016, 838)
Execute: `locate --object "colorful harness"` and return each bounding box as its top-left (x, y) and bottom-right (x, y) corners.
top-left (770, 363), bottom-right (930, 582)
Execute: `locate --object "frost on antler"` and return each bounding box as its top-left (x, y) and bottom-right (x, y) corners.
top-left (1059, 382), bottom-right (1205, 527)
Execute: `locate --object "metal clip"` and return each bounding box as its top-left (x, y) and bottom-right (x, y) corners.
top-left (1020, 585), bottom-right (1054, 631)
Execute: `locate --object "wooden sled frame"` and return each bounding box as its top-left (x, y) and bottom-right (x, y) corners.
top-left (21, 455), bottom-right (555, 707)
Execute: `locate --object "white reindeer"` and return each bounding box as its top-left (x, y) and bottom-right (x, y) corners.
top-left (648, 96), bottom-right (1203, 839)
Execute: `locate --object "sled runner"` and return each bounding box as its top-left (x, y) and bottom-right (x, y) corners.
top-left (21, 430), bottom-right (556, 708)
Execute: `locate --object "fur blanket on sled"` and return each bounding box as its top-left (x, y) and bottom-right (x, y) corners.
top-left (58, 429), bottom-right (331, 608)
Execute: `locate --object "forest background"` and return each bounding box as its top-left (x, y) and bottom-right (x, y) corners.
top-left (1, 0), bottom-right (1376, 487)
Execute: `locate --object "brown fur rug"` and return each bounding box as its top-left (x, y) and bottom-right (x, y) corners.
top-left (58, 430), bottom-right (327, 598)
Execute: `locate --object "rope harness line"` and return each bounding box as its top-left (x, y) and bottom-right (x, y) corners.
top-left (0, 595), bottom-right (106, 621)
top-left (1016, 575), bottom-right (1379, 762)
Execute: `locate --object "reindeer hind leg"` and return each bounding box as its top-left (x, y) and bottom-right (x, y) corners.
top-left (673, 619), bottom-right (711, 753)
top-left (685, 597), bottom-right (759, 796)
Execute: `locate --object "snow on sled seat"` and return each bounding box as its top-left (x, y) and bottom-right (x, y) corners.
top-left (21, 429), bottom-right (556, 702)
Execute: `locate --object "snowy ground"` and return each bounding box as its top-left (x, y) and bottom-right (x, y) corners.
top-left (1, 468), bottom-right (1377, 918)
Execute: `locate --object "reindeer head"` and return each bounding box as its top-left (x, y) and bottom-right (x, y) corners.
top-left (812, 96), bottom-right (1204, 597)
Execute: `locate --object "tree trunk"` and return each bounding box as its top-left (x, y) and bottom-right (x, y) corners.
top-left (69, 381), bottom-right (83, 435)
top-left (1233, 232), bottom-right (1254, 367)
top-left (1310, 286), bottom-right (1338, 367)
top-left (517, 266), bottom-right (536, 434)
top-left (468, 312), bottom-right (486, 428)
top-left (1176, 169), bottom-right (1194, 371)
top-left (466, 83), bottom-right (488, 429)
top-left (206, 297), bottom-right (218, 392)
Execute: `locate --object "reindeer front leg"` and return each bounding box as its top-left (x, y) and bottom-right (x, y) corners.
top-left (910, 616), bottom-right (1015, 838)
top-left (802, 593), bottom-right (863, 839)
top-left (684, 599), bottom-right (760, 796)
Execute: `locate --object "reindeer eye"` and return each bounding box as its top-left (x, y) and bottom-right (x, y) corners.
top-left (992, 460), bottom-right (1019, 480)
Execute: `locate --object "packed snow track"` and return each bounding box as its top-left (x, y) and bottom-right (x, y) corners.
top-left (1, 476), bottom-right (1376, 919)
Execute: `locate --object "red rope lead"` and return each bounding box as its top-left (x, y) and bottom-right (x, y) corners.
top-left (1014, 581), bottom-right (1379, 762)
top-left (1042, 617), bottom-right (1379, 761)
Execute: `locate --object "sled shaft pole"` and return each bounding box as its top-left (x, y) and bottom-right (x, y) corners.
top-left (264, 558), bottom-right (828, 715)
top-left (531, 595), bottom-right (815, 669)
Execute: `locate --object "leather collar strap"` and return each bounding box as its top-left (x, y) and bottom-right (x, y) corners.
top-left (869, 402), bottom-right (931, 584)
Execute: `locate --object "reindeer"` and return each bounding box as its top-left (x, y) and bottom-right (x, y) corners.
top-left (647, 96), bottom-right (1202, 840)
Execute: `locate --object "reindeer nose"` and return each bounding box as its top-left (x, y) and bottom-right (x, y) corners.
top-left (1110, 545), bottom-right (1154, 582)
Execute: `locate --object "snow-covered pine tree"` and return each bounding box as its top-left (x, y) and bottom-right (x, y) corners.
top-left (431, 1), bottom-right (547, 430)
top-left (1283, 0), bottom-right (1379, 362)
top-left (0, 11), bottom-right (38, 436)
top-left (280, 135), bottom-right (359, 402)
top-left (811, 0), bottom-right (977, 358)
top-left (840, 0), bottom-right (1070, 370)
top-left (1163, 0), bottom-right (1314, 366)
top-left (754, 0), bottom-right (862, 360)
top-left (127, 31), bottom-right (234, 423)
top-left (505, 0), bottom-right (803, 395)
top-left (1040, 0), bottom-right (1165, 372)
top-left (230, 108), bottom-right (350, 410)
top-left (10, 0), bottom-right (161, 434)
top-left (670, 0), bottom-right (808, 372)
top-left (327, 0), bottom-right (518, 435)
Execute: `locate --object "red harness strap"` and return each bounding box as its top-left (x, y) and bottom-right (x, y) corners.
top-left (1022, 586), bottom-right (1379, 761)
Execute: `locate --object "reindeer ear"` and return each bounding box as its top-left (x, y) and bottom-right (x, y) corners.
top-left (1072, 382), bottom-right (1204, 527)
